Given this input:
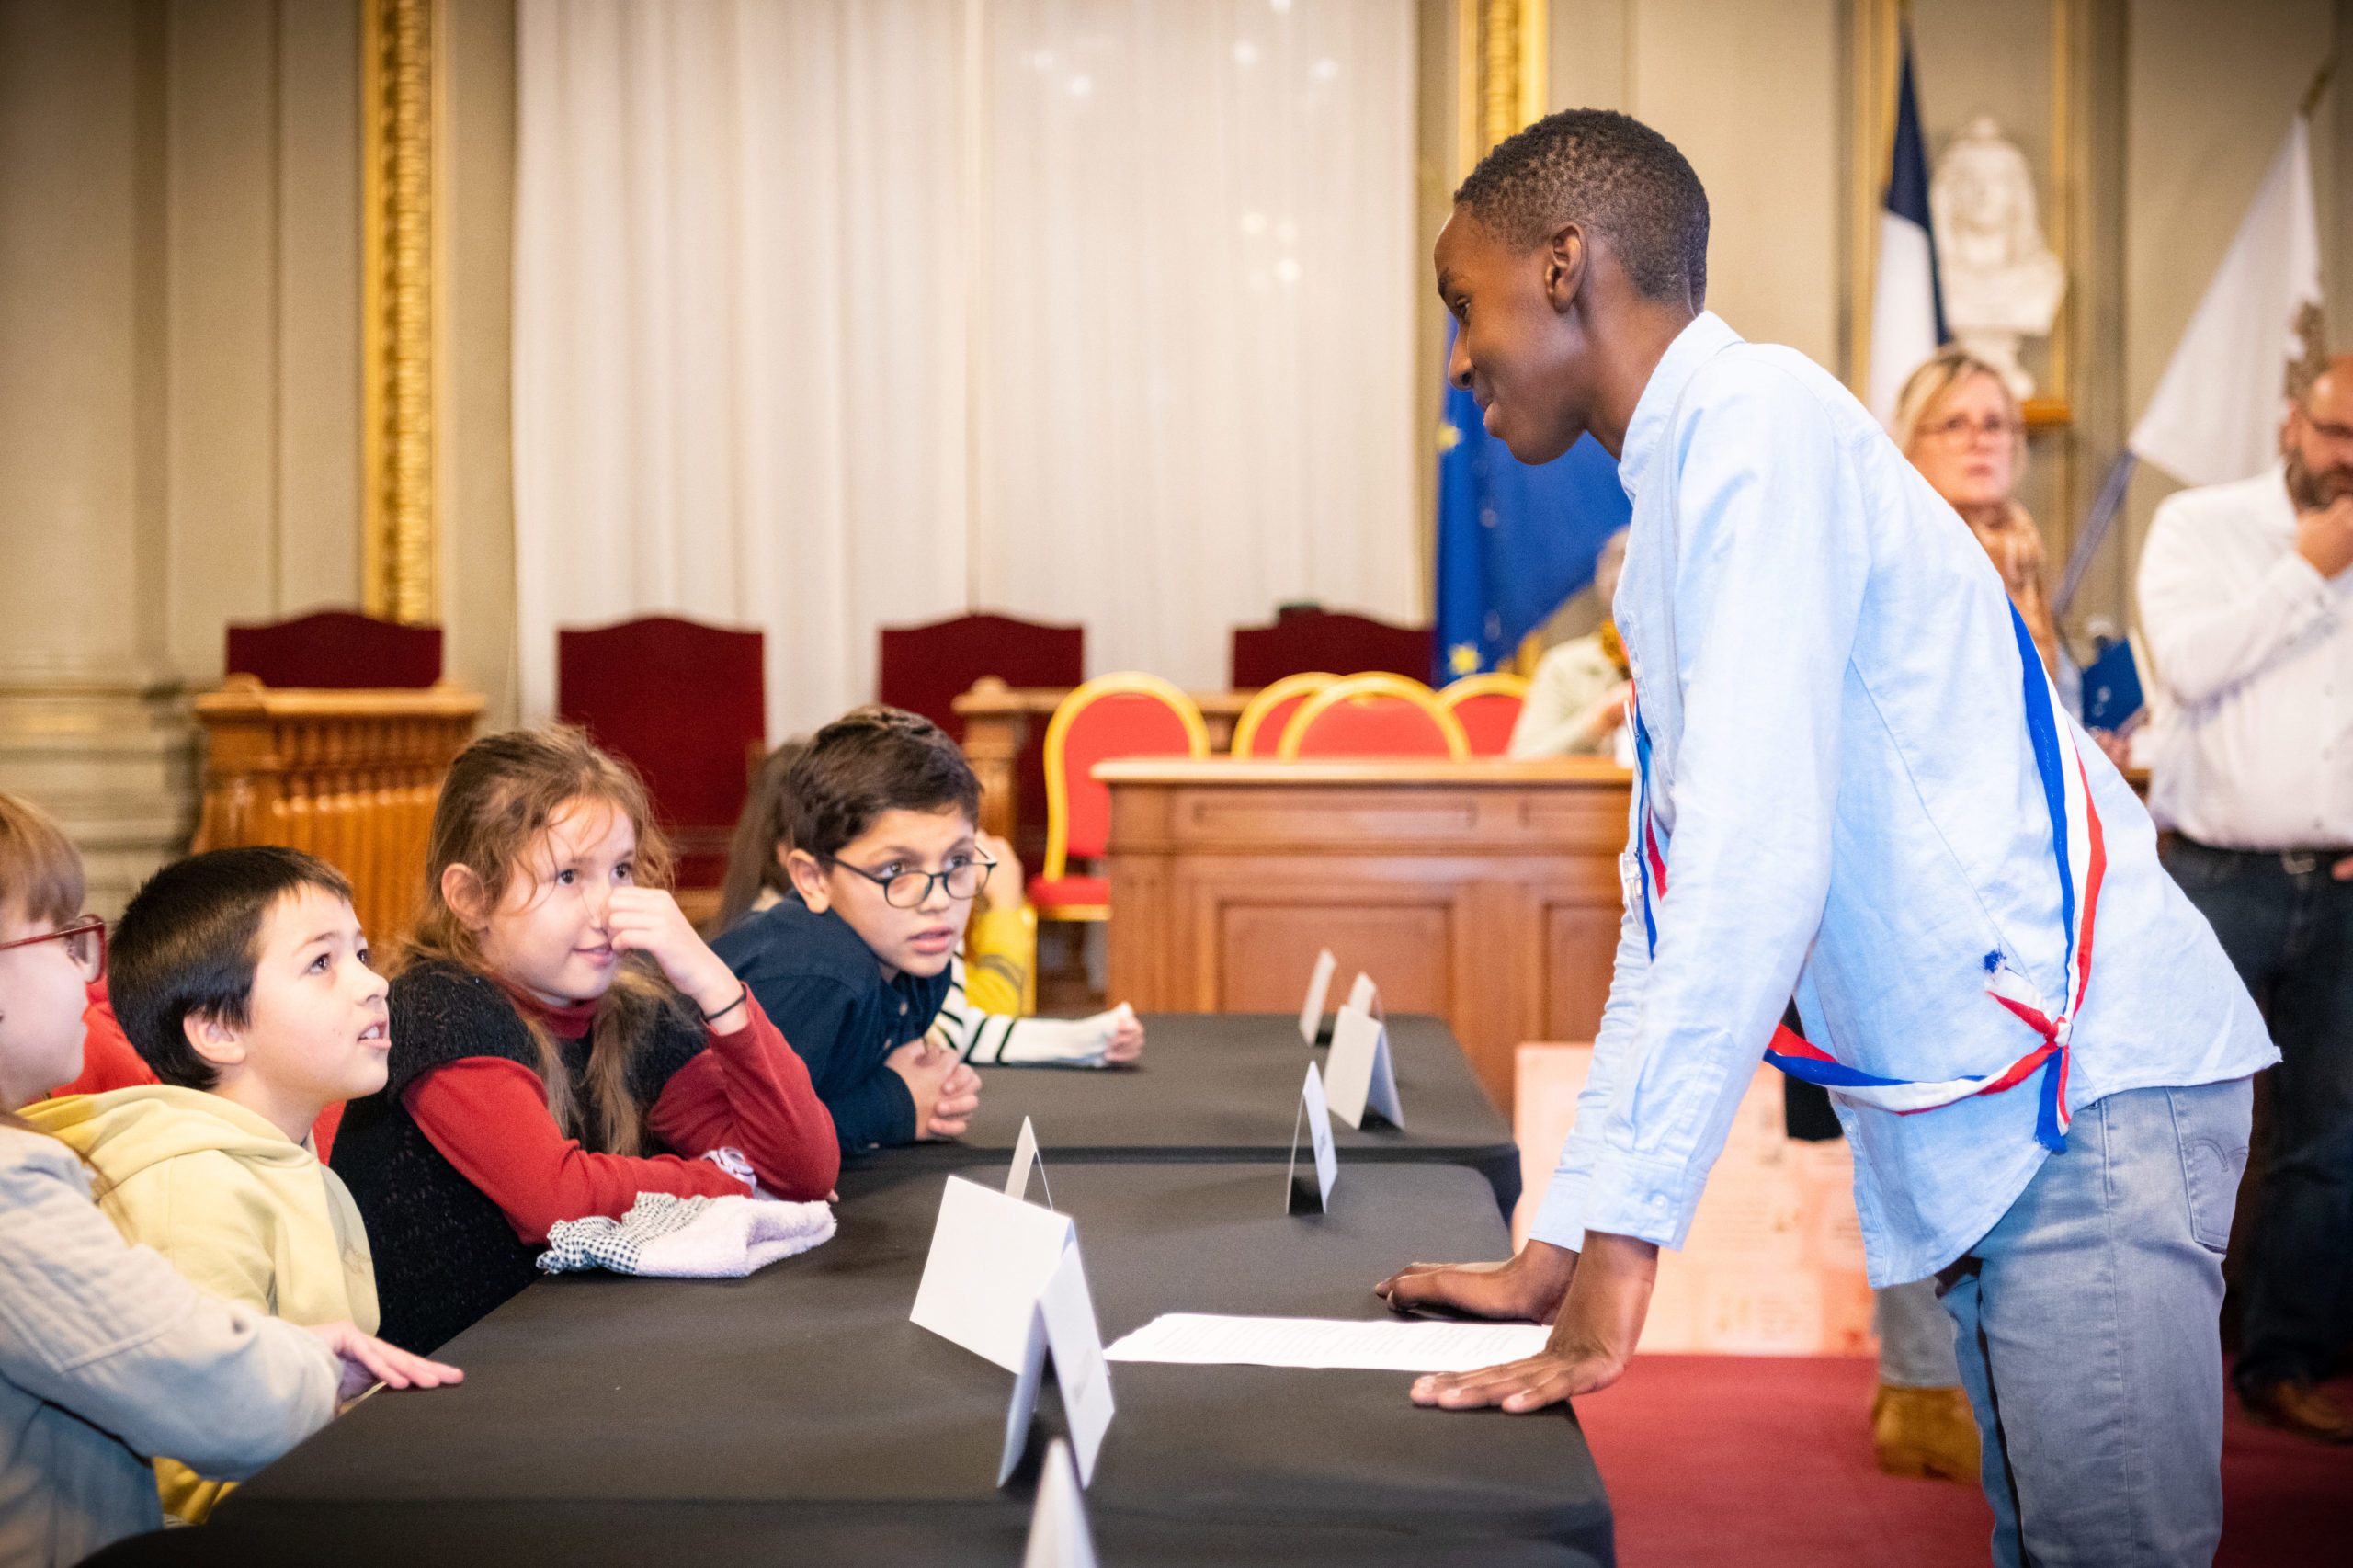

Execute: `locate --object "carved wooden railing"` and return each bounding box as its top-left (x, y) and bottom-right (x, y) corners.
top-left (191, 676), bottom-right (483, 946)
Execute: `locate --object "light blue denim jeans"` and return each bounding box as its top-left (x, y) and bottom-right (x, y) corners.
top-left (1938, 1078), bottom-right (2253, 1568)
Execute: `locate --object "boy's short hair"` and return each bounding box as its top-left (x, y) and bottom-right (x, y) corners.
top-left (1454, 108), bottom-right (1710, 308)
top-left (788, 707), bottom-right (981, 864)
top-left (111, 846), bottom-right (356, 1090)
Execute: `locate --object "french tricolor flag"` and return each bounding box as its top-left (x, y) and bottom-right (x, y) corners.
top-left (1865, 33), bottom-right (1946, 430)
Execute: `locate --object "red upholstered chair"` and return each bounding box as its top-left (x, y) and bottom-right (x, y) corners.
top-left (1438, 672), bottom-right (1530, 757)
top-left (1030, 674), bottom-right (1210, 921)
top-left (1231, 606), bottom-right (1434, 689)
top-left (226, 610), bottom-right (441, 689)
top-left (558, 617), bottom-right (765, 891)
top-left (1228, 672), bottom-right (1336, 759)
top-left (878, 612), bottom-right (1084, 847)
top-left (1279, 673), bottom-right (1469, 760)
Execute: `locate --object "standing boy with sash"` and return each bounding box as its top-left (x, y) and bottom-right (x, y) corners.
top-left (1375, 109), bottom-right (2274, 1568)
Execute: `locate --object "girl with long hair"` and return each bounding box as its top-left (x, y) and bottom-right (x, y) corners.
top-left (329, 728), bottom-right (837, 1354)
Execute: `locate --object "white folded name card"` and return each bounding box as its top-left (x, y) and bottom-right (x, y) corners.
top-left (1001, 1240), bottom-right (1115, 1486)
top-left (1006, 1115), bottom-right (1053, 1209)
top-left (910, 1176), bottom-right (1074, 1372)
top-left (1345, 970), bottom-right (1381, 1019)
top-left (1324, 1003), bottom-right (1403, 1131)
top-left (1287, 1061), bottom-right (1338, 1214)
top-left (1297, 948), bottom-right (1337, 1046)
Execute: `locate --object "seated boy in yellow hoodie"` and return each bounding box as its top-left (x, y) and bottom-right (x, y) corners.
top-left (26, 846), bottom-right (389, 1521)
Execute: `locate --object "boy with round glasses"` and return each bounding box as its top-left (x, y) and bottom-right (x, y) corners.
top-left (712, 707), bottom-right (991, 1154)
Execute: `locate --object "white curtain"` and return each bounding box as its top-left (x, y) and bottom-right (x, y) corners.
top-left (515, 0), bottom-right (1415, 736)
top-left (972, 0), bottom-right (1417, 686)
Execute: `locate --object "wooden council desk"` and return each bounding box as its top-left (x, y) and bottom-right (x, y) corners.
top-left (1097, 756), bottom-right (1631, 1113)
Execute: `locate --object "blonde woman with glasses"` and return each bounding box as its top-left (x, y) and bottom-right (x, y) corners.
top-left (1895, 347), bottom-right (2059, 674)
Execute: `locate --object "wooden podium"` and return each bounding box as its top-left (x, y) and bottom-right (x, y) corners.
top-left (191, 676), bottom-right (483, 946)
top-left (1096, 756), bottom-right (1631, 1112)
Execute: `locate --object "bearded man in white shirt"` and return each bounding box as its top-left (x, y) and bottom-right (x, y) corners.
top-left (2136, 356), bottom-right (2353, 1445)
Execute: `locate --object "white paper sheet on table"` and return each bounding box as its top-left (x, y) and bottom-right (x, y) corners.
top-left (1103, 1314), bottom-right (1550, 1372)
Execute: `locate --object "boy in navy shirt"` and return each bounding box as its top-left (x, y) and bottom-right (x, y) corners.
top-left (712, 708), bottom-right (986, 1154)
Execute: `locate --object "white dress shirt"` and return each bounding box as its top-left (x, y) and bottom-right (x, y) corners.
top-left (1526, 313), bottom-right (2274, 1287)
top-left (2135, 465), bottom-right (2353, 849)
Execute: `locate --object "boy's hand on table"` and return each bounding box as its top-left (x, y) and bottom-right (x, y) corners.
top-left (607, 887), bottom-right (747, 1028)
top-left (1375, 1238), bottom-right (1576, 1325)
top-left (305, 1321), bottom-right (462, 1404)
top-left (1102, 1004), bottom-right (1144, 1063)
top-left (927, 1058), bottom-right (982, 1137)
top-left (887, 1039), bottom-right (980, 1139)
top-left (1398, 1233), bottom-right (1657, 1414)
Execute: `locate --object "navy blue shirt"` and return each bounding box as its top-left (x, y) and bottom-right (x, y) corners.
top-left (710, 894), bottom-right (951, 1154)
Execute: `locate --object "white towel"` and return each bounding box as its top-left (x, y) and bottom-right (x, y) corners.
top-left (539, 1191), bottom-right (835, 1278)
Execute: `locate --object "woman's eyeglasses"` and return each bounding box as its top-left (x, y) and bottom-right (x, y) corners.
top-left (0, 916), bottom-right (108, 984)
top-left (1925, 412), bottom-right (2018, 446)
top-left (828, 857), bottom-right (996, 909)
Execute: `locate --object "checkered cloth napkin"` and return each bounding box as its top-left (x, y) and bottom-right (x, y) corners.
top-left (539, 1191), bottom-right (835, 1278)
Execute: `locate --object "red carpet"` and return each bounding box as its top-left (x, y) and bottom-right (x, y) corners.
top-left (1570, 1356), bottom-right (2353, 1567)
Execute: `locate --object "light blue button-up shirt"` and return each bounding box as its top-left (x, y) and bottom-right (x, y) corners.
top-left (1527, 313), bottom-right (2275, 1288)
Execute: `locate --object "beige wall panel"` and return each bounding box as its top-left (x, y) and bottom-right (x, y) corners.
top-left (2118, 0), bottom-right (2336, 624)
top-left (1549, 0), bottom-right (1632, 113)
top-left (164, 0), bottom-right (283, 685)
top-left (276, 0), bottom-right (363, 613)
top-left (442, 0), bottom-right (520, 729)
top-left (0, 0), bottom-right (154, 683)
top-left (1631, 0), bottom-right (1842, 368)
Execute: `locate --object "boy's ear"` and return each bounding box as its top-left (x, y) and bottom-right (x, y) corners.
top-left (784, 847), bottom-right (832, 913)
top-left (1542, 221), bottom-right (1587, 313)
top-left (440, 863), bottom-right (491, 930)
top-left (182, 1009), bottom-right (247, 1071)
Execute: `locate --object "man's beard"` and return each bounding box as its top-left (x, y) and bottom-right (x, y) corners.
top-left (2285, 443), bottom-right (2353, 510)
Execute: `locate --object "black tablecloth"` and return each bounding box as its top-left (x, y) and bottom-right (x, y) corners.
top-left (129, 1161), bottom-right (1608, 1568)
top-left (886, 1012), bottom-right (1521, 1217)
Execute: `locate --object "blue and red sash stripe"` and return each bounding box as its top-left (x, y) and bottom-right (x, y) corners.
top-left (1631, 603), bottom-right (2103, 1153)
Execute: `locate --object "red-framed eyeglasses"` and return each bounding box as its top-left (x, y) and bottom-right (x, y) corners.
top-left (0, 916), bottom-right (107, 984)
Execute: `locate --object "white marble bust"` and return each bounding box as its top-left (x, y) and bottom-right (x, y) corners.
top-left (1932, 116), bottom-right (2065, 400)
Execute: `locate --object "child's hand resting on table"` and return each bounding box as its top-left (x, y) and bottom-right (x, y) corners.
top-left (1102, 1005), bottom-right (1144, 1063)
top-left (305, 1320), bottom-right (463, 1405)
top-left (887, 1037), bottom-right (983, 1138)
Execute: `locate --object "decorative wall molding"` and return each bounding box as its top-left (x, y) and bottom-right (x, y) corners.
top-left (1460, 0), bottom-right (1548, 177)
top-left (361, 0), bottom-right (444, 626)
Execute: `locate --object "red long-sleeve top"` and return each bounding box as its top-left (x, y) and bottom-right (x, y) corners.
top-left (403, 990), bottom-right (839, 1245)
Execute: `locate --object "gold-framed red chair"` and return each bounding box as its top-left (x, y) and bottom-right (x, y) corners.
top-left (1030, 673), bottom-right (1211, 921)
top-left (1278, 672), bottom-right (1469, 760)
top-left (1438, 671), bottom-right (1531, 756)
top-left (1228, 671), bottom-right (1337, 759)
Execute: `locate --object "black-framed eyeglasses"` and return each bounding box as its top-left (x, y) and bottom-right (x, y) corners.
top-left (0, 915), bottom-right (107, 984)
top-left (827, 856), bottom-right (995, 909)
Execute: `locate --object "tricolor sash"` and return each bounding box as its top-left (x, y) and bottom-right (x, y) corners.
top-left (1630, 604), bottom-right (2106, 1153)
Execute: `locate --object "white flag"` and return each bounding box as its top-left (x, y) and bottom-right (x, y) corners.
top-left (2129, 117), bottom-right (2325, 488)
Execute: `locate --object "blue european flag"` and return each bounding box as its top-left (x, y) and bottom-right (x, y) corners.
top-left (1432, 327), bottom-right (1633, 682)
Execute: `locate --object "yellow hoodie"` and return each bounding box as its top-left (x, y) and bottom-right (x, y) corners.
top-left (23, 1085), bottom-right (378, 1522)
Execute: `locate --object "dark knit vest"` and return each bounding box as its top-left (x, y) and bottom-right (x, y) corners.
top-left (330, 962), bottom-right (704, 1354)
